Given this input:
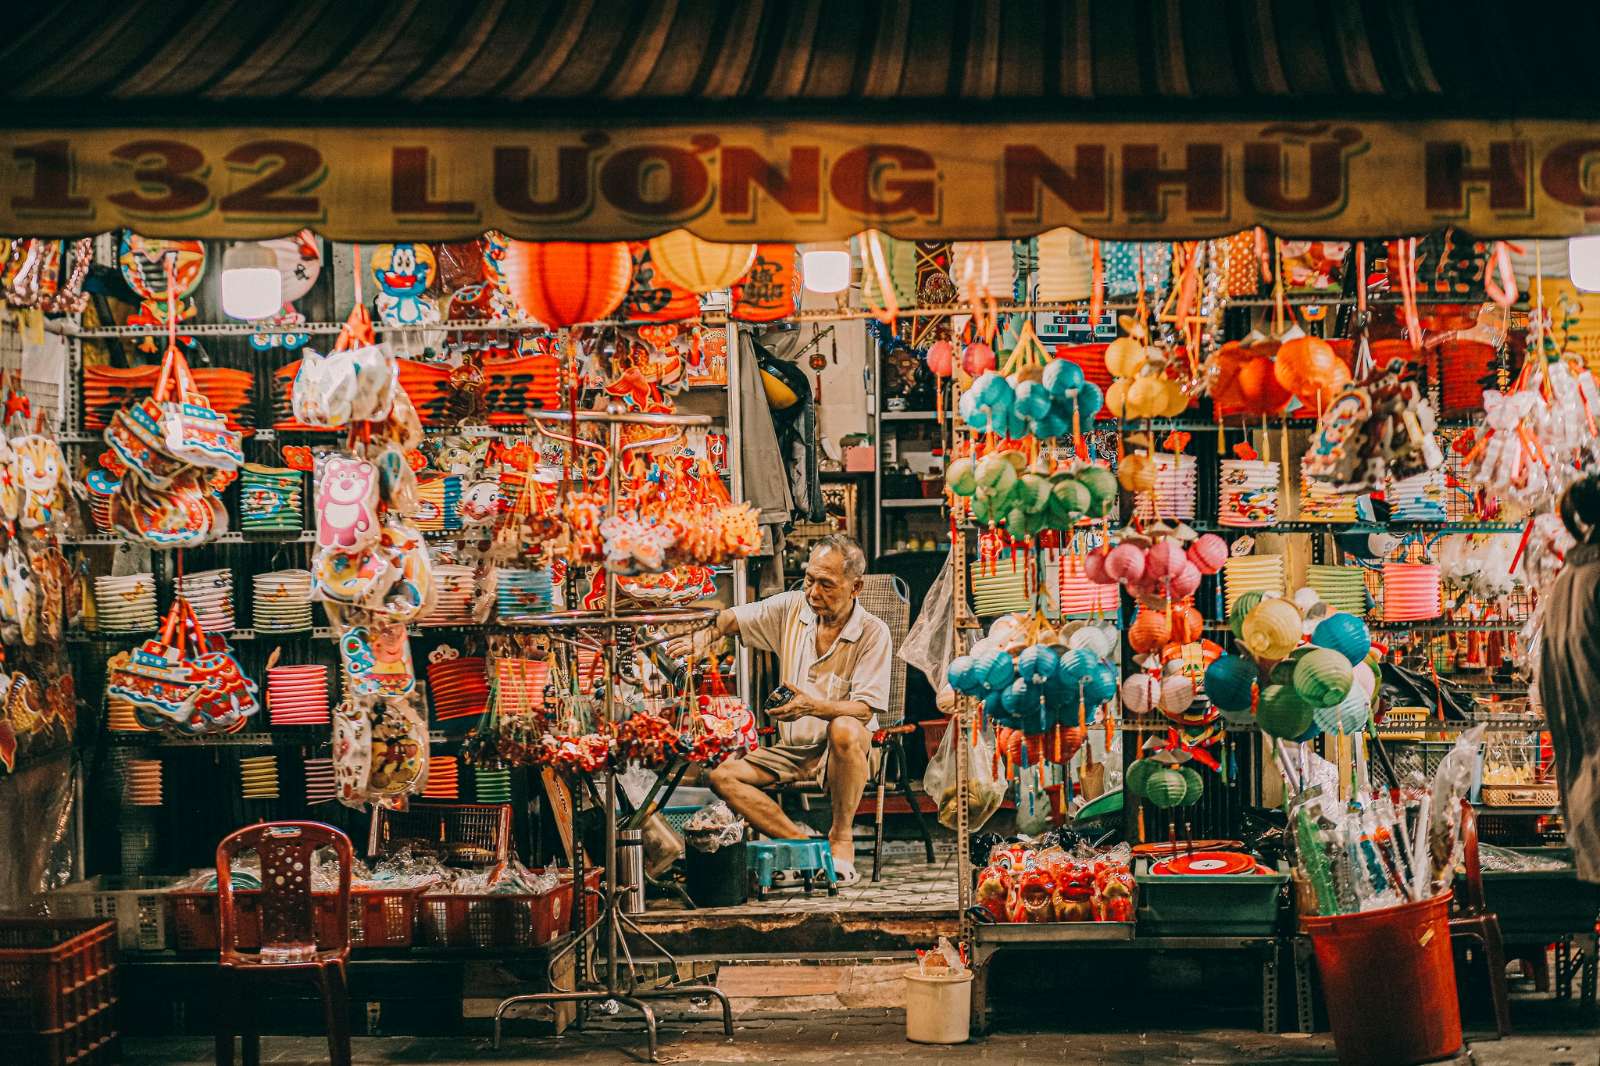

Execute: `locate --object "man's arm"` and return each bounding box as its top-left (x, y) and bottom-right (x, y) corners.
top-left (769, 692), bottom-right (872, 724)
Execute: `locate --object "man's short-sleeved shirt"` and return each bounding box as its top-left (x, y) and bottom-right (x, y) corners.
top-left (731, 589), bottom-right (891, 749)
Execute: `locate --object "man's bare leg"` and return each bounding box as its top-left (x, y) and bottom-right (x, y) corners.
top-left (709, 758), bottom-right (810, 839)
top-left (824, 717), bottom-right (870, 869)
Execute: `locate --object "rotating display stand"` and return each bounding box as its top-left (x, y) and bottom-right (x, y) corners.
top-left (491, 407), bottom-right (734, 1061)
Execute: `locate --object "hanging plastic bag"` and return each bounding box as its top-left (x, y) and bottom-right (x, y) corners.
top-left (923, 716), bottom-right (1007, 831)
top-left (1014, 762), bottom-right (1052, 836)
top-left (900, 545), bottom-right (958, 689)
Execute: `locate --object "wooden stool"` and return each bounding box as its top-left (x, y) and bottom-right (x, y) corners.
top-left (748, 840), bottom-right (837, 899)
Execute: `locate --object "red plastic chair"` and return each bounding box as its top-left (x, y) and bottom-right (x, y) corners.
top-left (215, 821), bottom-right (354, 1066)
top-left (1451, 800), bottom-right (1513, 1037)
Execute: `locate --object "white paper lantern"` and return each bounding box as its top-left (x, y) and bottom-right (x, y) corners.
top-left (1570, 236), bottom-right (1600, 293)
top-left (1120, 673), bottom-right (1161, 715)
top-left (220, 242), bottom-right (283, 321)
top-left (1036, 228), bottom-right (1092, 302)
top-left (800, 243), bottom-right (851, 294)
top-left (1159, 674), bottom-right (1196, 716)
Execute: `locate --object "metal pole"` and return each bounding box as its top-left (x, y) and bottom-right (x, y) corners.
top-left (726, 321), bottom-right (751, 700)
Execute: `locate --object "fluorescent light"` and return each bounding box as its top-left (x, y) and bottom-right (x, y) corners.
top-left (221, 242), bottom-right (283, 320)
top-left (1570, 236), bottom-right (1600, 293)
top-left (801, 244), bottom-right (851, 294)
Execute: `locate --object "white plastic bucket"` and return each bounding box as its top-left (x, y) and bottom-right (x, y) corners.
top-left (903, 968), bottom-right (973, 1044)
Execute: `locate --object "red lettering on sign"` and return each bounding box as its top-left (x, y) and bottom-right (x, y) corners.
top-left (391, 147), bottom-right (476, 216)
top-left (1001, 145), bottom-right (1108, 218)
top-left (1121, 145), bottom-right (1225, 219)
top-left (1243, 127), bottom-right (1363, 216)
top-left (11, 140), bottom-right (90, 216)
top-left (108, 140), bottom-right (212, 216)
top-left (493, 143), bottom-right (598, 218)
top-left (599, 146), bottom-right (710, 217)
top-left (830, 146), bottom-right (937, 219)
top-left (219, 140), bottom-right (324, 216)
top-left (1425, 141), bottom-right (1530, 214)
top-left (720, 147), bottom-right (822, 219)
top-left (1540, 140), bottom-right (1600, 217)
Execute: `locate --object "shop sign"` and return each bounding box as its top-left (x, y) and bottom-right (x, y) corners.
top-left (1, 121), bottom-right (1596, 240)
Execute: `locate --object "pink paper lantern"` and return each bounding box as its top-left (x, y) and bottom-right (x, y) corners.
top-left (1103, 542), bottom-right (1147, 584)
top-left (1145, 539), bottom-right (1186, 580)
top-left (1187, 533), bottom-right (1228, 575)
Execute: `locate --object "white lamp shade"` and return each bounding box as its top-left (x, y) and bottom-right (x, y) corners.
top-left (1570, 236), bottom-right (1600, 293)
top-left (801, 247), bottom-right (851, 294)
top-left (221, 242), bottom-right (283, 320)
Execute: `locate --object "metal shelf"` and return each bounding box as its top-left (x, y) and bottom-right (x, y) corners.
top-left (881, 498), bottom-right (945, 509)
top-left (1192, 521), bottom-right (1520, 535)
top-left (63, 531), bottom-right (316, 547)
top-left (880, 411), bottom-right (943, 422)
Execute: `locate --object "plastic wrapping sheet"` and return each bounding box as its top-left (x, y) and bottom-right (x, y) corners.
top-left (0, 749), bottom-right (76, 909)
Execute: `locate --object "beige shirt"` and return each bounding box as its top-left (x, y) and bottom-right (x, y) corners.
top-left (732, 590), bottom-right (891, 750)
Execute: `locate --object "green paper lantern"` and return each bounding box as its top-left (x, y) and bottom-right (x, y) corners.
top-left (1125, 758), bottom-right (1158, 798)
top-left (1076, 466), bottom-right (1118, 518)
top-left (1049, 475), bottom-right (1091, 522)
top-left (976, 453), bottom-right (1018, 496)
top-left (1018, 471), bottom-right (1053, 513)
top-left (1179, 766), bottom-right (1204, 807)
top-left (947, 457), bottom-right (977, 496)
top-left (1269, 647), bottom-right (1310, 687)
top-left (1256, 683), bottom-right (1315, 740)
top-left (1293, 648), bottom-right (1354, 708)
top-left (1145, 767), bottom-right (1188, 809)
top-left (1313, 686), bottom-right (1371, 734)
top-left (1229, 590), bottom-right (1267, 638)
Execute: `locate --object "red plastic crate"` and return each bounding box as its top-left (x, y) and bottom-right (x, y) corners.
top-left (9, 997), bottom-right (120, 1066)
top-left (419, 868), bottom-right (603, 949)
top-left (168, 886), bottom-right (424, 953)
top-left (0, 918), bottom-right (117, 1033)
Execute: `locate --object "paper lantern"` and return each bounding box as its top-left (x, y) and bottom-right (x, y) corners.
top-left (963, 342), bottom-right (996, 375)
top-left (1145, 768), bottom-right (1188, 808)
top-left (1241, 598), bottom-right (1302, 662)
top-left (1047, 724), bottom-right (1088, 763)
top-left (1292, 648), bottom-right (1354, 708)
top-left (1076, 466), bottom-right (1119, 517)
top-left (1314, 686), bottom-right (1371, 734)
top-left (1068, 624), bottom-right (1118, 659)
top-left (1236, 355), bottom-right (1291, 413)
top-left (1125, 375), bottom-right (1167, 419)
top-left (1158, 674), bottom-right (1195, 716)
top-left (980, 649), bottom-right (1015, 691)
top-left (1121, 673), bottom-right (1161, 715)
top-left (1179, 766), bottom-right (1204, 807)
top-left (1104, 338), bottom-right (1146, 378)
top-left (1105, 379), bottom-right (1132, 418)
top-left (1204, 654), bottom-right (1257, 712)
top-left (1017, 644), bottom-right (1061, 686)
top-left (1351, 660), bottom-right (1377, 697)
top-left (647, 231), bottom-right (756, 293)
top-left (502, 240), bottom-right (632, 328)
top-left (1145, 539), bottom-right (1186, 579)
top-left (1170, 604), bottom-right (1205, 645)
top-left (1311, 612), bottom-right (1372, 666)
top-left (1228, 590), bottom-right (1267, 638)
top-left (1104, 543), bottom-right (1147, 584)
top-left (1043, 357), bottom-right (1086, 399)
top-left (1118, 452), bottom-right (1158, 492)
top-left (1083, 546), bottom-right (1112, 584)
top-left (1129, 610), bottom-right (1173, 654)
top-left (1082, 662), bottom-right (1118, 708)
top-left (946, 655), bottom-right (982, 695)
top-left (1125, 758), bottom-right (1158, 797)
top-left (926, 340), bottom-right (955, 377)
top-left (1036, 228), bottom-right (1092, 301)
top-left (1256, 684), bottom-right (1314, 740)
top-left (1167, 562), bottom-right (1202, 600)
top-left (1188, 533), bottom-right (1228, 575)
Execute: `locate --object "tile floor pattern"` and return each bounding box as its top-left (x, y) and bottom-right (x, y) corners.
top-left (680, 846), bottom-right (960, 916)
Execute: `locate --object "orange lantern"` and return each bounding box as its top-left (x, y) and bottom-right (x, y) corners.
top-left (1129, 610), bottom-right (1173, 654)
top-left (647, 230), bottom-right (757, 293)
top-left (621, 241), bottom-right (700, 322)
top-left (1170, 604), bottom-right (1205, 645)
top-left (501, 241), bottom-right (632, 329)
top-left (731, 244), bottom-right (798, 322)
top-left (1236, 355), bottom-right (1292, 414)
top-left (1275, 336), bottom-right (1351, 409)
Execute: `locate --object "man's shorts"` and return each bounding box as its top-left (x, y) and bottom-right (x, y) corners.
top-left (737, 729), bottom-right (881, 789)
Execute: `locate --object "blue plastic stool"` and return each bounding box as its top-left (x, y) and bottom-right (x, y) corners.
top-left (747, 839), bottom-right (838, 899)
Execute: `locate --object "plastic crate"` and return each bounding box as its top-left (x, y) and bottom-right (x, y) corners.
top-left (1134, 872), bottom-right (1289, 937)
top-left (49, 877), bottom-right (181, 953)
top-left (419, 868), bottom-right (603, 949)
top-left (168, 886), bottom-right (424, 953)
top-left (0, 918), bottom-right (117, 1033)
top-left (8, 997), bottom-right (119, 1066)
top-left (661, 806), bottom-right (703, 834)
top-left (368, 801), bottom-right (511, 866)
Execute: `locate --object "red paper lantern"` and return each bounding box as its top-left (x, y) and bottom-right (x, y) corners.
top-left (502, 241), bottom-right (632, 329)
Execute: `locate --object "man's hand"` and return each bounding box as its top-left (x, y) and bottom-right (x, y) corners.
top-left (666, 629), bottom-right (715, 662)
top-left (769, 690), bottom-right (825, 721)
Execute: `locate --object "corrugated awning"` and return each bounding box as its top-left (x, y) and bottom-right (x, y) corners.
top-left (3, 1), bottom-right (1598, 241)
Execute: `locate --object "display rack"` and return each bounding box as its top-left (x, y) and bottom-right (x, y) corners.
top-left (488, 406), bottom-right (734, 1062)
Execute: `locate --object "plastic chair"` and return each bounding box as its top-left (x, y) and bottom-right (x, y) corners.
top-left (215, 821), bottom-right (355, 1066)
top-left (1451, 800), bottom-right (1513, 1037)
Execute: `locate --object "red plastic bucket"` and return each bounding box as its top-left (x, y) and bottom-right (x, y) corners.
top-left (1300, 892), bottom-right (1461, 1066)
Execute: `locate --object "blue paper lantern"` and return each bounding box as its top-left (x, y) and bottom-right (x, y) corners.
top-left (1017, 644), bottom-right (1060, 687)
top-left (983, 689), bottom-right (1011, 724)
top-left (1204, 654), bottom-right (1258, 713)
top-left (1013, 380), bottom-right (1054, 421)
top-left (1043, 357), bottom-right (1085, 398)
top-left (980, 650), bottom-right (1015, 692)
top-left (1081, 662), bottom-right (1119, 707)
top-left (946, 655), bottom-right (980, 695)
top-left (1314, 686), bottom-right (1371, 734)
top-left (1311, 612), bottom-right (1371, 666)
top-left (1075, 380), bottom-right (1104, 421)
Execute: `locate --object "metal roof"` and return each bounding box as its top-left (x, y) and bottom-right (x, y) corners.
top-left (4, 0), bottom-right (1590, 125)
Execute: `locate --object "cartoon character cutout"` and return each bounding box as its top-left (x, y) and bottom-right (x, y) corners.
top-left (315, 457), bottom-right (379, 551)
top-left (12, 434), bottom-right (64, 530)
top-left (250, 231), bottom-right (322, 351)
top-left (118, 235), bottom-right (208, 353)
top-left (372, 243), bottom-right (440, 327)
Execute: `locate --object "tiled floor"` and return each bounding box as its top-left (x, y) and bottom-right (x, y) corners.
top-left (665, 847), bottom-right (960, 916)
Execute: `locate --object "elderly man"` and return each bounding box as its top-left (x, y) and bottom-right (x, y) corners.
top-left (693, 534), bottom-right (891, 885)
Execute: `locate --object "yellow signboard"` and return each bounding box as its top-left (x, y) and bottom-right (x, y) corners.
top-left (1, 120), bottom-right (1595, 241)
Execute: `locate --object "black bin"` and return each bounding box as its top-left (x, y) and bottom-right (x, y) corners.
top-left (685, 837), bottom-right (749, 907)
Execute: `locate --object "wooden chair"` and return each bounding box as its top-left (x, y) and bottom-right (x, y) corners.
top-left (1451, 800), bottom-right (1513, 1038)
top-left (215, 821), bottom-right (355, 1066)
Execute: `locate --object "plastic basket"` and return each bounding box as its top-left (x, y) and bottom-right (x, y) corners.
top-left (368, 801), bottom-right (511, 866)
top-left (661, 806), bottom-right (703, 834)
top-left (49, 877), bottom-right (180, 953)
top-left (1134, 872), bottom-right (1288, 936)
top-left (418, 868), bottom-right (602, 949)
top-left (8, 997), bottom-right (120, 1066)
top-left (167, 886), bottom-right (424, 953)
top-left (0, 918), bottom-right (117, 1033)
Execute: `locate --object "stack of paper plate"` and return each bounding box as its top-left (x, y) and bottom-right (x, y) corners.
top-left (1306, 564), bottom-right (1369, 614)
top-left (106, 694), bottom-right (146, 732)
top-left (1058, 555), bottom-right (1119, 616)
top-left (421, 563), bottom-right (479, 626)
top-left (267, 664), bottom-right (330, 726)
top-left (496, 568), bottom-right (557, 623)
top-left (474, 768), bottom-right (512, 803)
top-left (428, 656), bottom-right (489, 722)
top-left (1388, 470), bottom-right (1447, 522)
top-left (240, 755), bottom-right (279, 800)
top-left (970, 556), bottom-right (1032, 617)
top-left (1133, 453), bottom-right (1197, 522)
top-left (303, 757), bottom-right (337, 805)
top-left (177, 568), bottom-right (234, 633)
top-left (1382, 562), bottom-right (1442, 621)
top-left (423, 756), bottom-right (459, 799)
top-left (1218, 460), bottom-right (1280, 527)
top-left (253, 570), bottom-right (314, 632)
top-left (239, 463), bottom-right (304, 533)
top-left (123, 758), bottom-right (162, 806)
top-left (1223, 555), bottom-right (1287, 613)
top-left (1300, 455), bottom-right (1359, 522)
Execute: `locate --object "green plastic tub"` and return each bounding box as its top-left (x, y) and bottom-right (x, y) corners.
top-left (1134, 872), bottom-right (1289, 937)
